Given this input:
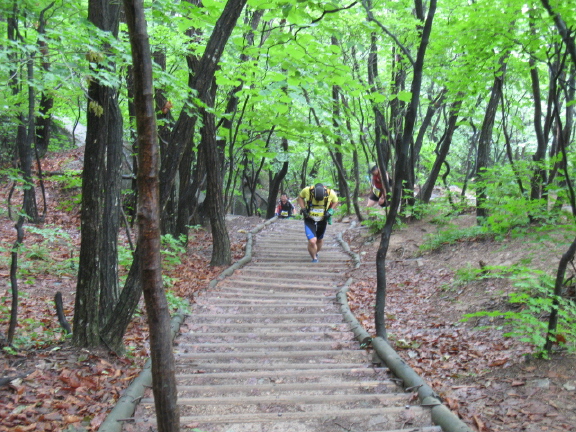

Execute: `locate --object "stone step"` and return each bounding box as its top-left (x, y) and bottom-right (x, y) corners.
top-left (237, 267), bottom-right (346, 277)
top-left (175, 368), bottom-right (393, 387)
top-left (225, 275), bottom-right (342, 284)
top-left (178, 330), bottom-right (349, 339)
top-left (240, 264), bottom-right (349, 271)
top-left (141, 392), bottom-right (409, 407)
top-left (193, 299), bottom-right (330, 307)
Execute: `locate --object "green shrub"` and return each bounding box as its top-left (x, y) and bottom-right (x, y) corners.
top-left (420, 224), bottom-right (489, 252)
top-left (463, 271), bottom-right (576, 358)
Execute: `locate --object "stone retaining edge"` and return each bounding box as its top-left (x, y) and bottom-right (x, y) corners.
top-left (335, 231), bottom-right (473, 432)
top-left (98, 216), bottom-right (277, 432)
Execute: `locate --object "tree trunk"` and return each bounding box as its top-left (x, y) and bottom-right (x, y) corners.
top-left (367, 32), bottom-right (392, 195)
top-left (476, 54), bottom-right (508, 223)
top-left (419, 99), bottom-right (462, 203)
top-left (160, 0), bottom-right (247, 209)
top-left (101, 0), bottom-right (247, 351)
top-left (528, 17), bottom-right (548, 201)
top-left (73, 0), bottom-right (122, 347)
top-left (265, 136), bottom-right (289, 219)
top-left (35, 3), bottom-right (55, 159)
top-left (123, 0), bottom-right (179, 429)
top-left (202, 100), bottom-right (232, 266)
top-left (373, 0), bottom-right (436, 339)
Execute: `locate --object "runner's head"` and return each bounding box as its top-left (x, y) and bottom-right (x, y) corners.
top-left (280, 193), bottom-right (288, 203)
top-left (313, 183), bottom-right (325, 200)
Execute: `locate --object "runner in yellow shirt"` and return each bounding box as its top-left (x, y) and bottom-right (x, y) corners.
top-left (297, 183), bottom-right (338, 263)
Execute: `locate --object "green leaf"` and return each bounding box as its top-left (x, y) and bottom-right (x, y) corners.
top-left (396, 90), bottom-right (412, 102)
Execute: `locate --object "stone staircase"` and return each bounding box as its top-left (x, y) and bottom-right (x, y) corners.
top-left (129, 219), bottom-right (442, 432)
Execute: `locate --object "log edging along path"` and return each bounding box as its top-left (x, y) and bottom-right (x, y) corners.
top-left (335, 228), bottom-right (474, 432)
top-left (97, 217), bottom-right (279, 432)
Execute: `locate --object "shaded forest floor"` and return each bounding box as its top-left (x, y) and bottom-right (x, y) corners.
top-left (344, 212), bottom-right (576, 432)
top-left (1, 148), bottom-right (575, 431)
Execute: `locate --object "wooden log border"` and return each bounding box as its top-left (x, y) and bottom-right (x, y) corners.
top-left (335, 230), bottom-right (473, 432)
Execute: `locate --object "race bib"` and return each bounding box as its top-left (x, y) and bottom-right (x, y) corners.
top-left (280, 210), bottom-right (288, 217)
top-left (309, 207), bottom-right (325, 222)
top-left (372, 186), bottom-right (381, 198)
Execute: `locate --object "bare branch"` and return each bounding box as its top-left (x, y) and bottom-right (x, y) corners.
top-left (361, 0), bottom-right (415, 67)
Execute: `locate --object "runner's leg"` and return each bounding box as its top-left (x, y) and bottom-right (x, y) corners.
top-left (304, 219), bottom-right (318, 260)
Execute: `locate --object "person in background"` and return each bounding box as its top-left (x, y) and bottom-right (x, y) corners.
top-left (275, 193), bottom-right (295, 218)
top-left (297, 183), bottom-right (338, 263)
top-left (366, 165), bottom-right (389, 208)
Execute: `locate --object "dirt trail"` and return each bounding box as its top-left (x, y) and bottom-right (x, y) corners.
top-left (126, 219), bottom-right (441, 432)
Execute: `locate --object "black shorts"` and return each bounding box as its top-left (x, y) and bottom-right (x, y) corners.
top-left (369, 192), bottom-right (387, 207)
top-left (304, 218), bottom-right (328, 240)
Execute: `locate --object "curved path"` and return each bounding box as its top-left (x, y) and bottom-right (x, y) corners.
top-left (130, 220), bottom-right (441, 432)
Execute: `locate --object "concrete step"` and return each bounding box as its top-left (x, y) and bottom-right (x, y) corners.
top-left (176, 362), bottom-right (379, 373)
top-left (186, 322), bottom-right (349, 330)
top-left (135, 406), bottom-right (430, 429)
top-left (216, 280), bottom-right (339, 291)
top-left (207, 287), bottom-right (335, 298)
top-left (175, 366), bottom-right (389, 381)
top-left (174, 349), bottom-right (369, 362)
top-left (189, 313), bottom-right (344, 323)
top-left (177, 331), bottom-right (353, 342)
top-left (175, 340), bottom-right (360, 352)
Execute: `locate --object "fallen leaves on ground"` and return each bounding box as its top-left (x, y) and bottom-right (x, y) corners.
top-left (344, 222), bottom-right (576, 432)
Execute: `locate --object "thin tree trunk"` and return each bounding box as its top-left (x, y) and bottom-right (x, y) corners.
top-left (419, 99), bottom-right (462, 203)
top-left (476, 54), bottom-right (508, 223)
top-left (123, 0), bottom-right (180, 429)
top-left (373, 0), bottom-right (436, 339)
top-left (35, 3), bottom-right (56, 159)
top-left (265, 135), bottom-right (289, 219)
top-left (7, 216), bottom-right (25, 346)
top-left (528, 21), bottom-right (548, 201)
